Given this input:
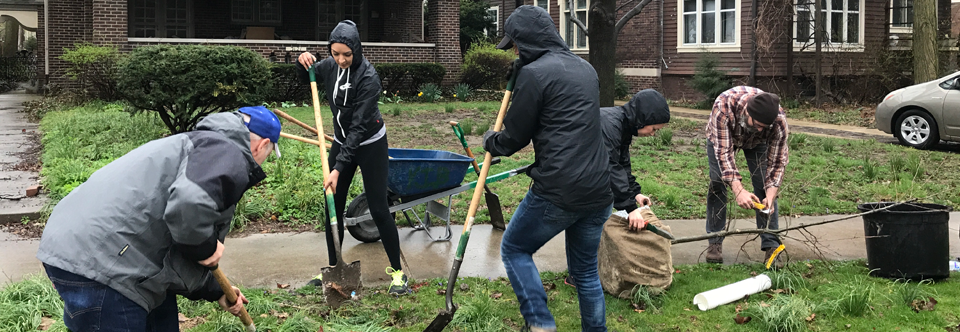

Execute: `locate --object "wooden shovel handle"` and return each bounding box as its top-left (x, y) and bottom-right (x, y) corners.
top-left (274, 109), bottom-right (334, 143)
top-left (279, 132), bottom-right (331, 149)
top-left (210, 267), bottom-right (256, 331)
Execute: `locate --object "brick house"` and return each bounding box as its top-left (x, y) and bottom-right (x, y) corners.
top-left (498, 0), bottom-right (954, 99)
top-left (31, 0), bottom-right (462, 87)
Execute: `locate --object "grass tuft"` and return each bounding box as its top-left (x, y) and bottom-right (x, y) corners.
top-left (744, 295), bottom-right (812, 332)
top-left (862, 156), bottom-right (879, 181)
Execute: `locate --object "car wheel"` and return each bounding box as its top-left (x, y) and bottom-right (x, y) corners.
top-left (894, 109), bottom-right (940, 150)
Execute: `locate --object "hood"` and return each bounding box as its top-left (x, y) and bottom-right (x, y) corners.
top-left (328, 20), bottom-right (365, 70)
top-left (194, 112), bottom-right (257, 168)
top-left (503, 5), bottom-right (569, 65)
top-left (622, 89), bottom-right (670, 135)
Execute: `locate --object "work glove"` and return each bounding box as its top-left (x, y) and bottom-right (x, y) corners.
top-left (503, 59), bottom-right (521, 82)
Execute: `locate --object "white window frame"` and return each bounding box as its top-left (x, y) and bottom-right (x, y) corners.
top-left (793, 0), bottom-right (865, 52)
top-left (559, 0), bottom-right (589, 51)
top-left (535, 0), bottom-right (550, 12)
top-left (485, 6), bottom-right (500, 36)
top-left (676, 0), bottom-right (741, 53)
top-left (890, 0), bottom-right (913, 33)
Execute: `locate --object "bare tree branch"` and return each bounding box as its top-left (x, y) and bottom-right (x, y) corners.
top-left (567, 0), bottom-right (589, 35)
top-left (615, 0), bottom-right (654, 34)
top-left (671, 199), bottom-right (921, 244)
top-left (616, 0), bottom-right (638, 13)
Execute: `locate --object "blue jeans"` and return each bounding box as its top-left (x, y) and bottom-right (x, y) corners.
top-left (501, 191), bottom-right (612, 332)
top-left (706, 140), bottom-right (781, 250)
top-left (44, 264), bottom-right (179, 332)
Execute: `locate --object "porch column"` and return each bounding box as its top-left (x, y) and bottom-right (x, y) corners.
top-left (92, 0), bottom-right (126, 45)
top-left (425, 0), bottom-right (461, 86)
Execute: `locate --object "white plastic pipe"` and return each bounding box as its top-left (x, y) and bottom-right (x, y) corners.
top-left (692, 274), bottom-right (772, 311)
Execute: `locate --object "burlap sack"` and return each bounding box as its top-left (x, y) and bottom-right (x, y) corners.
top-left (597, 208), bottom-right (673, 298)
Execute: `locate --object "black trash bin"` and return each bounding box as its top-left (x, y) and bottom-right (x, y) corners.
top-left (858, 202), bottom-right (952, 280)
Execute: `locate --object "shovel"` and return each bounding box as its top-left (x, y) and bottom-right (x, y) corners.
top-left (210, 266), bottom-right (256, 332)
top-left (424, 59), bottom-right (520, 332)
top-left (309, 64), bottom-right (361, 308)
top-left (448, 121), bottom-right (506, 230)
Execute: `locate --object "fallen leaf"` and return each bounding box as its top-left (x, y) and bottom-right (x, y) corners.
top-left (924, 297), bottom-right (937, 311)
top-left (490, 292), bottom-right (503, 299)
top-left (270, 215), bottom-right (278, 221)
top-left (771, 289), bottom-right (786, 294)
top-left (460, 283), bottom-right (470, 291)
top-left (543, 282), bottom-right (556, 291)
top-left (675, 269), bottom-right (682, 274)
top-left (750, 271), bottom-right (758, 277)
top-left (689, 316), bottom-right (697, 323)
top-left (735, 304), bottom-right (743, 313)
top-left (260, 314), bottom-right (270, 318)
top-left (277, 283), bottom-right (290, 289)
top-left (760, 301), bottom-right (770, 308)
top-left (845, 324), bottom-right (852, 329)
top-left (436, 289), bottom-right (446, 295)
top-left (179, 313), bottom-right (189, 322)
top-left (684, 308), bottom-right (691, 311)
top-left (806, 263), bottom-right (814, 269)
top-left (634, 309), bottom-right (645, 313)
top-left (734, 314), bottom-right (752, 324)
top-left (38, 317), bottom-right (54, 330)
top-left (617, 315), bottom-right (625, 323)
top-left (805, 313), bottom-right (816, 322)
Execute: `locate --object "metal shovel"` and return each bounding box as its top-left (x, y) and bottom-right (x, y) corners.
top-left (309, 64), bottom-right (361, 308)
top-left (448, 121), bottom-right (506, 230)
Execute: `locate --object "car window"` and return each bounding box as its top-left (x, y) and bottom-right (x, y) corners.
top-left (940, 77), bottom-right (960, 90)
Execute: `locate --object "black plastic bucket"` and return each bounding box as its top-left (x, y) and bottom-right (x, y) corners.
top-left (858, 202), bottom-right (952, 280)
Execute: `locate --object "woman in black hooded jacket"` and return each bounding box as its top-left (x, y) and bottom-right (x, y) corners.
top-left (295, 20), bottom-right (409, 295)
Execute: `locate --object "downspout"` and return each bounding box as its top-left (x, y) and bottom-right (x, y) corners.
top-left (748, 0), bottom-right (758, 86)
top-left (660, 0), bottom-right (667, 69)
top-left (44, 0), bottom-right (48, 84)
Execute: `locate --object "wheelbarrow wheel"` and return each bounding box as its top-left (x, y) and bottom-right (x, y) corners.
top-left (345, 193), bottom-right (399, 243)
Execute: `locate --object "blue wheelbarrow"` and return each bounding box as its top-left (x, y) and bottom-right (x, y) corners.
top-left (343, 148), bottom-right (529, 242)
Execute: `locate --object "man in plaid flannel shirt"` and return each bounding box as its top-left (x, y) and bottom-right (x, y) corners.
top-left (704, 86), bottom-right (789, 266)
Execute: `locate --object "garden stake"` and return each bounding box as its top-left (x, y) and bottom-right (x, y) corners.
top-left (448, 120), bottom-right (506, 230)
top-left (424, 59), bottom-right (520, 332)
top-left (210, 266), bottom-right (256, 332)
top-left (309, 64), bottom-right (362, 308)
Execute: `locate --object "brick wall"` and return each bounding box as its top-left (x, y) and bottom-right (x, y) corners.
top-left (92, 0), bottom-right (126, 45)
top-left (425, 0), bottom-right (462, 85)
top-left (38, 0), bottom-right (93, 87)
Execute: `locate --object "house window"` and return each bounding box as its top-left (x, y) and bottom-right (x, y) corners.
top-left (560, 0), bottom-right (588, 50)
top-left (318, 0), bottom-right (366, 40)
top-left (486, 6), bottom-right (500, 37)
top-left (231, 0), bottom-right (281, 25)
top-left (129, 0), bottom-right (193, 38)
top-left (682, 0), bottom-right (736, 45)
top-left (794, 0), bottom-right (862, 45)
top-left (536, 0), bottom-right (549, 11)
top-left (891, 0), bottom-right (913, 28)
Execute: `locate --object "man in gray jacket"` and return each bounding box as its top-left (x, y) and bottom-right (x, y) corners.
top-left (36, 106), bottom-right (281, 331)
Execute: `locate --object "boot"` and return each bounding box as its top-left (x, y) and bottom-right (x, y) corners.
top-left (706, 243), bottom-right (723, 264)
top-left (764, 247), bottom-right (785, 269)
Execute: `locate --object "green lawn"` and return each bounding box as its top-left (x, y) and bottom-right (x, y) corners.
top-left (4, 260), bottom-right (959, 331)
top-left (37, 101), bottom-right (960, 231)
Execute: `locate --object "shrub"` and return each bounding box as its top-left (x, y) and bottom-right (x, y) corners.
top-left (118, 45), bottom-right (272, 133)
top-left (614, 69), bottom-right (630, 99)
top-left (374, 63), bottom-right (446, 96)
top-left (688, 52), bottom-right (731, 103)
top-left (418, 83), bottom-right (442, 103)
top-left (453, 83), bottom-right (472, 101)
top-left (59, 43), bottom-right (123, 101)
top-left (459, 0), bottom-right (497, 53)
top-left (461, 42), bottom-right (515, 90)
top-left (266, 63), bottom-right (311, 104)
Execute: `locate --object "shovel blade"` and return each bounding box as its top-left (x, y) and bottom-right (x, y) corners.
top-left (321, 260), bottom-right (362, 308)
top-left (485, 190), bottom-right (506, 230)
top-left (423, 308), bottom-right (456, 332)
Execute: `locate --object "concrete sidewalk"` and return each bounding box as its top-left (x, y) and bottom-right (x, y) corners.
top-left (0, 90), bottom-right (45, 224)
top-left (4, 212), bottom-right (958, 288)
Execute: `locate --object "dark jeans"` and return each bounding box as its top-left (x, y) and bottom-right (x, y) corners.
top-left (326, 135), bottom-right (402, 270)
top-left (706, 140), bottom-right (781, 250)
top-left (501, 190), bottom-right (612, 331)
top-left (44, 264), bottom-right (179, 332)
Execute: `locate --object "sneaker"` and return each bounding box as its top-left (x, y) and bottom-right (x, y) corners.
top-left (764, 247), bottom-right (785, 269)
top-left (706, 243), bottom-right (723, 264)
top-left (521, 323), bottom-right (557, 332)
top-left (307, 273), bottom-right (323, 287)
top-left (563, 275), bottom-right (576, 288)
top-left (386, 267), bottom-right (411, 295)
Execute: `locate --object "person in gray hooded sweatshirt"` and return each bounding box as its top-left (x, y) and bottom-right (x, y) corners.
top-left (295, 20), bottom-right (410, 295)
top-left (36, 106), bottom-right (281, 331)
top-left (564, 89), bottom-right (671, 288)
top-left (484, 5), bottom-right (613, 332)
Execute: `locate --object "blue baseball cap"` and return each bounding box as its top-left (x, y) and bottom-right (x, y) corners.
top-left (238, 106), bottom-right (282, 158)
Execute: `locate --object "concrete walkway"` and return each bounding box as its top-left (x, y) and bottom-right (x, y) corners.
top-left (0, 90), bottom-right (44, 224)
top-left (4, 212), bottom-right (959, 288)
